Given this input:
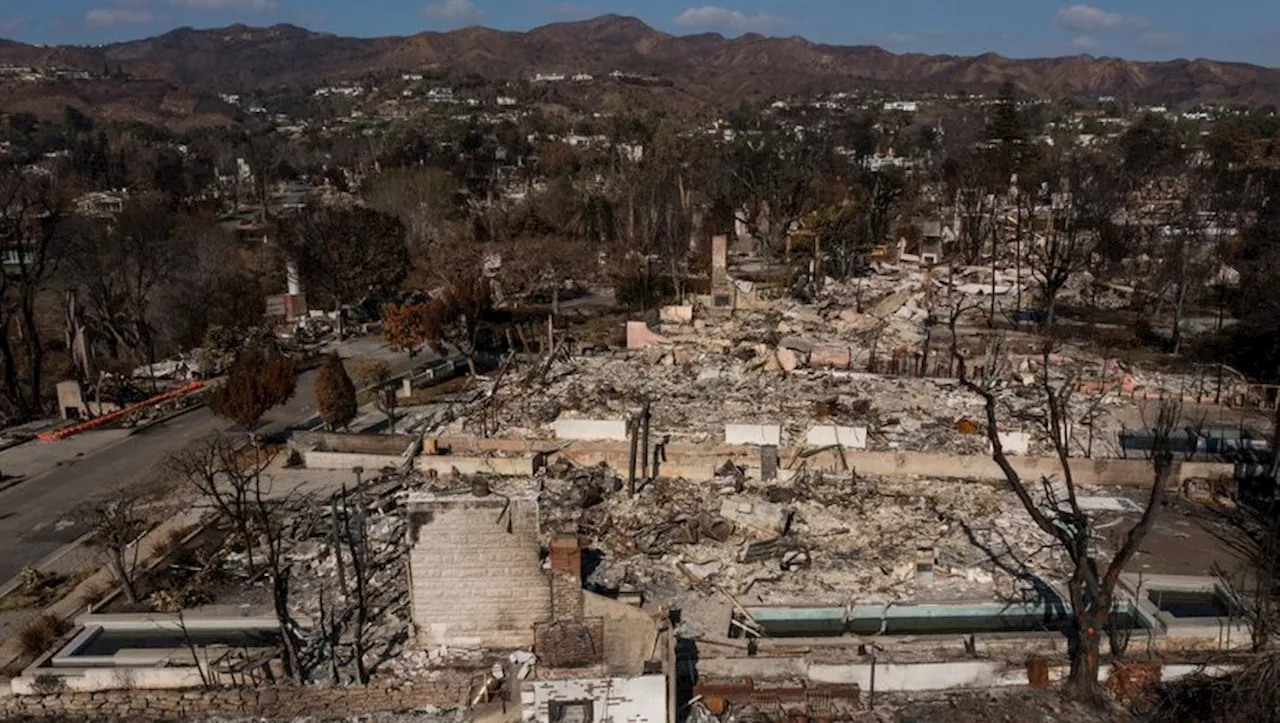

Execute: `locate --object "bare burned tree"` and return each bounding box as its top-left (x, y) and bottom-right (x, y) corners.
top-left (353, 358), bottom-right (397, 433)
top-left (90, 491), bottom-right (148, 605)
top-left (951, 145), bottom-right (1189, 700)
top-left (338, 483), bottom-right (371, 684)
top-left (0, 163), bottom-right (71, 419)
top-left (309, 478), bottom-right (408, 686)
top-left (704, 113), bottom-right (836, 259)
top-left (166, 434), bottom-right (262, 573)
top-left (1213, 497), bottom-right (1280, 652)
top-left (1027, 154), bottom-right (1107, 336)
top-left (170, 434), bottom-right (303, 681)
top-left (246, 454), bottom-right (305, 682)
top-left (941, 148), bottom-right (1001, 267)
top-left (279, 205), bottom-right (409, 339)
top-left (66, 196), bottom-right (187, 380)
top-left (1206, 401), bottom-right (1280, 652)
top-left (952, 325), bottom-right (1180, 699)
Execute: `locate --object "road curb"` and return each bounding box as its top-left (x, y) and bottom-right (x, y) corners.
top-left (0, 436), bottom-right (35, 454)
top-left (0, 531), bottom-right (96, 601)
top-left (0, 475), bottom-right (27, 496)
top-left (127, 401), bottom-right (207, 435)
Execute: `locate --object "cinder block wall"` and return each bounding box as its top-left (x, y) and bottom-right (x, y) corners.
top-left (408, 494), bottom-right (550, 648)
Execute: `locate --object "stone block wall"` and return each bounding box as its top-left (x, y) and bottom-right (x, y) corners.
top-left (0, 676), bottom-right (473, 721)
top-left (408, 493), bottom-right (550, 648)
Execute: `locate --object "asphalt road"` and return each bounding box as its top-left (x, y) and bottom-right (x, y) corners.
top-left (0, 341), bottom-right (425, 583)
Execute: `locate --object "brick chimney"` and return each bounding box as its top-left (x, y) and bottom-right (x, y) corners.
top-left (711, 234), bottom-right (729, 284)
top-left (548, 535), bottom-right (584, 621)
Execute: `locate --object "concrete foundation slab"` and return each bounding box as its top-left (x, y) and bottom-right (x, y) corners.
top-left (806, 425), bottom-right (868, 449)
top-left (553, 418), bottom-right (629, 442)
top-left (996, 432), bottom-right (1031, 455)
top-left (725, 424), bottom-right (782, 446)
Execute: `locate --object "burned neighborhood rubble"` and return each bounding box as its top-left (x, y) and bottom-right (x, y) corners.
top-left (4, 189), bottom-right (1270, 723)
top-left (531, 467), bottom-right (1070, 628)
top-left (394, 255), bottom-right (1251, 463)
top-left (5, 236), bottom-right (1260, 723)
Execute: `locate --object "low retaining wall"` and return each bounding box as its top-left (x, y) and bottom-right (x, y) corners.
top-left (0, 677), bottom-right (473, 719)
top-left (426, 436), bottom-right (1234, 486)
top-left (415, 455), bottom-right (538, 476)
top-left (697, 656), bottom-right (1236, 692)
top-left (296, 432), bottom-right (1236, 485)
top-left (291, 431), bottom-right (419, 455)
top-left (303, 450), bottom-right (407, 471)
top-left (292, 431), bottom-right (419, 471)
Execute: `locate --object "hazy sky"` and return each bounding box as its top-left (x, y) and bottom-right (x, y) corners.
top-left (2, 1), bottom-right (1278, 66)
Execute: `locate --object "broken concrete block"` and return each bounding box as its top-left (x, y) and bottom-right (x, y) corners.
top-left (720, 497), bottom-right (791, 537)
top-left (787, 308), bottom-right (823, 325)
top-left (725, 424), bottom-right (782, 446)
top-left (553, 418), bottom-right (629, 442)
top-left (626, 320), bottom-right (671, 350)
top-left (995, 431), bottom-right (1031, 455)
top-left (809, 346), bottom-right (851, 369)
top-left (960, 567), bottom-right (994, 584)
top-left (778, 336), bottom-right (815, 354)
top-left (806, 425), bottom-right (868, 449)
top-left (776, 347), bottom-right (799, 372)
top-left (659, 305), bottom-right (694, 324)
top-left (871, 290), bottom-right (913, 318)
top-left (681, 559), bottom-right (724, 580)
top-left (835, 309), bottom-right (880, 332)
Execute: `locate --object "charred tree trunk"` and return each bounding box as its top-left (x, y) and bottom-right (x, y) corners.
top-left (109, 549), bottom-right (139, 605)
top-left (0, 323), bottom-right (27, 419)
top-left (20, 299), bottom-right (43, 415)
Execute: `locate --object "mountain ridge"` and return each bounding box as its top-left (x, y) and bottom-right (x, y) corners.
top-left (3, 15), bottom-right (1279, 109)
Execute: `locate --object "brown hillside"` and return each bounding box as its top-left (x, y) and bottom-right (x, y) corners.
top-left (2, 15), bottom-right (1278, 110)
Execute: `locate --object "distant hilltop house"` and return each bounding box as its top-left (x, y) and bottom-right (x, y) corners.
top-left (425, 87), bottom-right (455, 102)
top-left (74, 190), bottom-right (128, 218)
top-left (533, 72), bottom-right (566, 83)
top-left (313, 86), bottom-right (364, 97)
top-left (883, 100), bottom-right (919, 113)
top-left (0, 65), bottom-right (41, 82)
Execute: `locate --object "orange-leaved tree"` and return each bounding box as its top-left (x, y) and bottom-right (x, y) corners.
top-left (208, 344), bottom-right (297, 431)
top-left (314, 353), bottom-right (357, 431)
top-left (381, 302), bottom-right (435, 358)
top-left (429, 277), bottom-right (495, 376)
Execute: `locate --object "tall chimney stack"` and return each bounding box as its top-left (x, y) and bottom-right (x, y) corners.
top-left (548, 535), bottom-right (584, 621)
